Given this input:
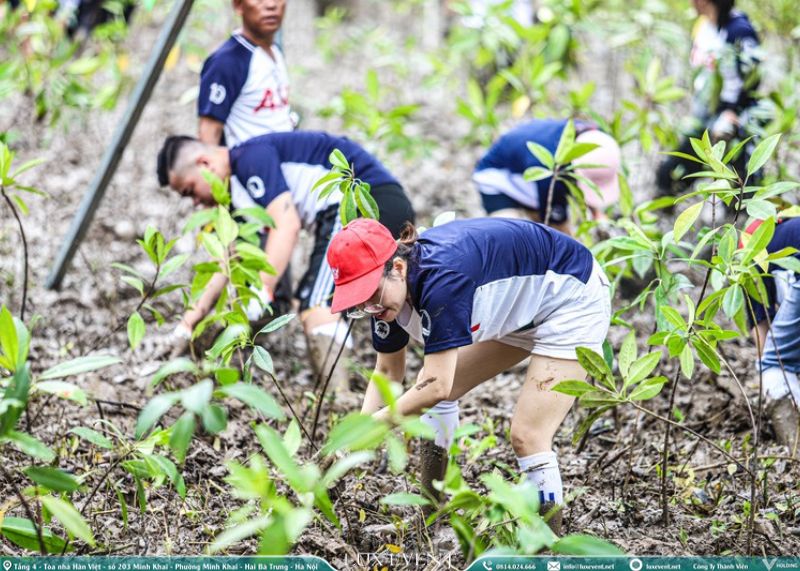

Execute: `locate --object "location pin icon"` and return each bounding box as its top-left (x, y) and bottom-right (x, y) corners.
top-left (3, 560), bottom-right (12, 571)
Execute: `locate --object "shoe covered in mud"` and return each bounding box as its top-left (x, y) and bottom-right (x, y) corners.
top-left (539, 501), bottom-right (563, 536)
top-left (419, 440), bottom-right (448, 511)
top-left (767, 397), bottom-right (799, 450)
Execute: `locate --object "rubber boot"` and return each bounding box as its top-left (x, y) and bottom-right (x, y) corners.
top-left (768, 397), bottom-right (800, 451)
top-left (419, 440), bottom-right (448, 514)
top-left (539, 502), bottom-right (563, 536)
top-left (306, 333), bottom-right (357, 408)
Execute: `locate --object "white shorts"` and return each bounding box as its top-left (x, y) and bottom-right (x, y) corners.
top-left (500, 261), bottom-right (611, 360)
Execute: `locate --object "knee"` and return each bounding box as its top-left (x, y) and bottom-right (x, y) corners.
top-left (509, 418), bottom-right (553, 457)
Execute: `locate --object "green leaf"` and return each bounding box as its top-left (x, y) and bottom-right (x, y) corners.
top-left (526, 142), bottom-right (555, 169)
top-left (69, 427), bottom-right (113, 449)
top-left (127, 312), bottom-right (146, 351)
top-left (220, 383), bottom-right (285, 420)
top-left (39, 355), bottom-right (120, 380)
top-left (135, 393), bottom-right (179, 439)
top-left (746, 199), bottom-right (777, 220)
top-left (722, 284), bottom-right (744, 319)
top-left (121, 276), bottom-right (144, 295)
top-left (4, 430), bottom-right (55, 461)
top-left (321, 451), bottom-right (375, 488)
top-left (355, 184), bottom-right (380, 220)
top-left (181, 379), bottom-right (213, 414)
top-left (40, 496), bottom-right (95, 546)
top-left (322, 413), bottom-right (390, 455)
top-left (0, 305), bottom-right (19, 371)
top-left (202, 404), bottom-right (228, 434)
top-left (626, 351), bottom-right (661, 386)
top-left (201, 232), bottom-right (225, 260)
top-left (251, 346), bottom-right (274, 375)
top-left (554, 119), bottom-right (576, 164)
top-left (24, 467), bottom-right (80, 493)
top-left (0, 516), bottom-right (70, 553)
top-left (255, 313), bottom-right (296, 337)
top-left (151, 358), bottom-right (198, 388)
top-left (679, 344), bottom-right (695, 380)
top-left (693, 338), bottom-right (721, 374)
top-left (169, 412), bottom-right (195, 463)
top-left (380, 493), bottom-right (431, 506)
top-left (208, 516), bottom-right (271, 554)
top-left (216, 206), bottom-right (239, 247)
top-left (550, 380), bottom-right (599, 398)
top-left (673, 202), bottom-right (704, 241)
top-left (575, 347), bottom-right (614, 390)
top-left (618, 331), bottom-right (637, 378)
top-left (747, 133), bottom-right (781, 176)
top-left (552, 534), bottom-right (622, 555)
top-left (523, 166), bottom-right (552, 182)
top-left (283, 419), bottom-right (302, 457)
top-left (742, 217), bottom-right (775, 265)
top-left (628, 376), bottom-right (667, 401)
top-left (329, 148), bottom-right (349, 170)
top-left (255, 424), bottom-right (307, 492)
top-left (0, 364), bottom-right (31, 435)
top-left (34, 380), bottom-right (87, 406)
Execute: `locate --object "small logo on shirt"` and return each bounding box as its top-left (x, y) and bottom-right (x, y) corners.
top-left (330, 266), bottom-right (339, 281)
top-left (209, 83), bottom-right (226, 104)
top-left (470, 323), bottom-right (480, 333)
top-left (420, 310), bottom-right (431, 338)
top-left (374, 320), bottom-right (390, 339)
top-left (246, 176), bottom-right (266, 198)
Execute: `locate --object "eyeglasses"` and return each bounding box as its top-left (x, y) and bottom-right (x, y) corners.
top-left (346, 279), bottom-right (387, 319)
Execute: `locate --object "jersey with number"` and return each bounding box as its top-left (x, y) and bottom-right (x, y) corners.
top-left (228, 131), bottom-right (399, 227)
top-left (198, 33), bottom-right (293, 146)
top-left (690, 11), bottom-right (760, 118)
top-left (744, 218), bottom-right (800, 324)
top-left (473, 119), bottom-right (595, 221)
top-left (371, 218), bottom-right (595, 354)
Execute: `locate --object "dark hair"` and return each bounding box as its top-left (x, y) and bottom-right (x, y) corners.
top-left (383, 222), bottom-right (418, 275)
top-left (156, 135), bottom-right (197, 187)
top-left (712, 0), bottom-right (735, 28)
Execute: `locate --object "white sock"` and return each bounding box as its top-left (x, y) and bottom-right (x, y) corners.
top-left (761, 366), bottom-right (800, 402)
top-left (420, 400), bottom-right (460, 450)
top-left (310, 320), bottom-right (353, 349)
top-left (518, 450), bottom-right (563, 505)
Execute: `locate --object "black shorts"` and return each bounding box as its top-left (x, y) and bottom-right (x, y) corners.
top-left (296, 183), bottom-right (415, 311)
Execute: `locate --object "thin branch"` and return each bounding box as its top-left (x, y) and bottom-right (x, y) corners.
top-left (0, 464), bottom-right (46, 554)
top-left (660, 366), bottom-right (681, 526)
top-left (2, 186), bottom-right (30, 320)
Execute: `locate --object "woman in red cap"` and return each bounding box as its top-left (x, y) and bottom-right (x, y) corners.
top-left (326, 216), bottom-right (611, 532)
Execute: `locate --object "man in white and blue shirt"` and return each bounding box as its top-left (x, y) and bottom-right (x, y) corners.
top-left (156, 131), bottom-right (414, 396)
top-left (197, 0), bottom-right (293, 146)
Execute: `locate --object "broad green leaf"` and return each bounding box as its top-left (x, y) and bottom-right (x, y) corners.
top-left (215, 206), bottom-right (239, 247)
top-left (220, 383), bottom-right (285, 420)
top-left (322, 413), bottom-right (389, 455)
top-left (251, 346), bottom-right (274, 375)
top-left (329, 148), bottom-right (349, 170)
top-left (550, 380), bottom-right (598, 398)
top-left (673, 202), bottom-right (703, 241)
top-left (742, 217), bottom-right (775, 266)
top-left (255, 313), bottom-right (296, 337)
top-left (4, 430), bottom-right (55, 461)
top-left (575, 347), bottom-right (614, 390)
top-left (0, 364), bottom-right (30, 435)
top-left (722, 284), bottom-right (744, 319)
top-left (380, 493), bottom-right (431, 506)
top-left (554, 119), bottom-right (576, 164)
top-left (255, 424), bottom-right (307, 492)
top-left (321, 451), bottom-right (374, 488)
top-left (746, 199), bottom-right (776, 220)
top-left (208, 516), bottom-right (271, 554)
top-left (628, 376), bottom-right (667, 401)
top-left (618, 331), bottom-right (637, 378)
top-left (679, 344), bottom-right (695, 380)
top-left (386, 433), bottom-right (408, 473)
top-left (552, 534), bottom-right (622, 555)
top-left (523, 166), bottom-right (552, 182)
top-left (747, 133), bottom-right (781, 176)
top-left (201, 232), bottom-right (225, 260)
top-left (35, 380), bottom-right (87, 406)
top-left (181, 379), bottom-right (213, 414)
top-left (693, 338), bottom-right (721, 374)
top-left (135, 393), bottom-right (179, 438)
top-left (24, 467), bottom-right (79, 493)
top-left (151, 358), bottom-right (198, 388)
top-left (0, 305), bottom-right (19, 371)
top-left (0, 517), bottom-right (70, 553)
top-left (283, 419), bottom-right (302, 457)
top-left (526, 142), bottom-right (554, 169)
top-left (69, 427), bottom-right (113, 449)
top-left (169, 412), bottom-right (195, 463)
top-left (39, 355), bottom-right (120, 381)
top-left (355, 184), bottom-right (380, 220)
top-left (626, 351), bottom-right (661, 386)
top-left (202, 404), bottom-right (227, 434)
top-left (40, 496), bottom-right (95, 546)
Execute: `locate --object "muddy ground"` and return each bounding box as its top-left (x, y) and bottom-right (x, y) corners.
top-left (1, 1), bottom-right (799, 567)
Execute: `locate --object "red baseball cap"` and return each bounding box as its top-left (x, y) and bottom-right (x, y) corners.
top-left (327, 218), bottom-right (397, 313)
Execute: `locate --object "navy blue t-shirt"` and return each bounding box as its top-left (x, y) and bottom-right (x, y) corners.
top-left (749, 217), bottom-right (800, 324)
top-left (371, 218), bottom-right (594, 354)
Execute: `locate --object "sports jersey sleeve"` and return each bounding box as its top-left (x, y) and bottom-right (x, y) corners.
top-left (231, 144), bottom-right (289, 208)
top-left (198, 48), bottom-right (249, 124)
top-left (418, 270), bottom-right (475, 354)
top-left (371, 318), bottom-right (410, 353)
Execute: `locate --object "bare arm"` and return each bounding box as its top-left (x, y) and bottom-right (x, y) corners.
top-left (181, 272), bottom-right (229, 330)
top-left (373, 348), bottom-right (457, 422)
top-left (261, 192), bottom-right (302, 294)
top-left (362, 349), bottom-right (407, 414)
top-left (198, 117), bottom-right (224, 145)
